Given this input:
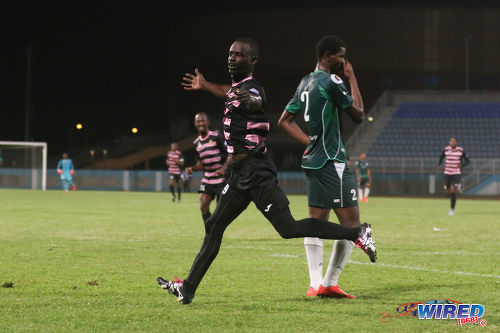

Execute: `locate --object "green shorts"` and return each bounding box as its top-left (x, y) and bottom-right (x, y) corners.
top-left (304, 160), bottom-right (358, 209)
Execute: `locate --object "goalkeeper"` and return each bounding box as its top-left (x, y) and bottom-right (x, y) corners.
top-left (57, 153), bottom-right (76, 192)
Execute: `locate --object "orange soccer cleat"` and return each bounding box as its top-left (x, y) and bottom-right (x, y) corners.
top-left (317, 284), bottom-right (356, 299)
top-left (307, 287), bottom-right (318, 296)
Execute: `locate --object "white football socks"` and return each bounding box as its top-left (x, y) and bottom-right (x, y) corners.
top-left (358, 187), bottom-right (364, 200)
top-left (304, 237), bottom-right (323, 289)
top-left (364, 187), bottom-right (370, 198)
top-left (322, 240), bottom-right (355, 287)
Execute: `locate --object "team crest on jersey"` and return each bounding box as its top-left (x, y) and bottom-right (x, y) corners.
top-left (331, 74), bottom-right (343, 84)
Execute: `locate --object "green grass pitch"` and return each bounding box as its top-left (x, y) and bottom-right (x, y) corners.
top-left (1, 189), bottom-right (498, 332)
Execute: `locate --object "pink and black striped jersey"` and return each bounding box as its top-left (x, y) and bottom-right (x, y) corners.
top-left (439, 145), bottom-right (469, 175)
top-left (223, 76), bottom-right (269, 155)
top-left (193, 131), bottom-right (227, 185)
top-left (167, 150), bottom-right (184, 175)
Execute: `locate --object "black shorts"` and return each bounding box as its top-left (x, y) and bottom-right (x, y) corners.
top-left (359, 177), bottom-right (370, 187)
top-left (444, 174), bottom-right (461, 190)
top-left (221, 154), bottom-right (289, 218)
top-left (199, 182), bottom-right (225, 199)
top-left (169, 174), bottom-right (181, 183)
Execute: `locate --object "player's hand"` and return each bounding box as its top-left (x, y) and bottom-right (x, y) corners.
top-left (235, 89), bottom-right (261, 109)
top-left (215, 167), bottom-right (226, 177)
top-left (57, 169), bottom-right (62, 174)
top-left (186, 167), bottom-right (193, 175)
top-left (182, 68), bottom-right (205, 91)
top-left (70, 170), bottom-right (74, 175)
top-left (343, 60), bottom-right (355, 79)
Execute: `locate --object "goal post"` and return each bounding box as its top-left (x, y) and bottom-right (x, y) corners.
top-left (0, 141), bottom-right (47, 191)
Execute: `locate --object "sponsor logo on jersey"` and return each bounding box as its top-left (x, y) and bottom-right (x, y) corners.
top-left (331, 74), bottom-right (343, 84)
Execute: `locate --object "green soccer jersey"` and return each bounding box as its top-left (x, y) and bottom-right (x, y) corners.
top-left (356, 160), bottom-right (369, 179)
top-left (285, 70), bottom-right (353, 169)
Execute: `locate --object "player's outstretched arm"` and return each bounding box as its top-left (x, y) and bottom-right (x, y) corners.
top-left (181, 68), bottom-right (231, 98)
top-left (278, 110), bottom-right (310, 146)
top-left (343, 61), bottom-right (364, 123)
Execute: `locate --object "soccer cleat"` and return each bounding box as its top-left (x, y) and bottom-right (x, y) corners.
top-left (317, 284), bottom-right (356, 299)
top-left (449, 209), bottom-right (455, 216)
top-left (157, 277), bottom-right (194, 304)
top-left (307, 287), bottom-right (318, 296)
top-left (355, 223), bottom-right (377, 263)
top-left (172, 197), bottom-right (176, 202)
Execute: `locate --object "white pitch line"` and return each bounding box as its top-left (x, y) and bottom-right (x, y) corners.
top-left (348, 260), bottom-right (500, 279)
top-left (268, 253), bottom-right (500, 279)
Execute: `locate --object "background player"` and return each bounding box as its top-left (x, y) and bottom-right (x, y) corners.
top-left (279, 35), bottom-right (367, 298)
top-left (166, 143), bottom-right (184, 202)
top-left (56, 152), bottom-right (76, 192)
top-left (438, 137), bottom-right (469, 216)
top-left (185, 112), bottom-right (227, 223)
top-left (157, 37), bottom-right (376, 305)
top-left (356, 153), bottom-right (372, 202)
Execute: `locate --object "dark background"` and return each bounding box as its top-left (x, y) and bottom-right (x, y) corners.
top-left (2, 1), bottom-right (500, 158)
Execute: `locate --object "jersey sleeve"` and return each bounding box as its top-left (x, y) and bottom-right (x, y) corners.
top-left (325, 74), bottom-right (353, 109)
top-left (285, 87), bottom-right (302, 115)
top-left (241, 81), bottom-right (266, 106)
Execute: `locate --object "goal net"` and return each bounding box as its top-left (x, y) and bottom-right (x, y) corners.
top-left (0, 141), bottom-right (47, 190)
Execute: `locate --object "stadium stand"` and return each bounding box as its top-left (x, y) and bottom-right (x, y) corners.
top-left (368, 102), bottom-right (500, 165)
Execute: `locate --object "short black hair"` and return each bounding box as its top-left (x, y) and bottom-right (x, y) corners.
top-left (316, 35), bottom-right (346, 60)
top-left (235, 37), bottom-right (259, 58)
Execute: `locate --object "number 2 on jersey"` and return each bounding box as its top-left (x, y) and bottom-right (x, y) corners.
top-left (301, 91), bottom-right (310, 122)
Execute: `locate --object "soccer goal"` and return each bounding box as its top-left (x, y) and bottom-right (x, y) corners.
top-left (0, 141), bottom-right (47, 190)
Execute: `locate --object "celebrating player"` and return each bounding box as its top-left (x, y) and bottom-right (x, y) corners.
top-left (185, 112), bottom-right (227, 223)
top-left (166, 143), bottom-right (184, 202)
top-left (438, 137), bottom-right (469, 216)
top-left (278, 35), bottom-right (368, 298)
top-left (157, 38), bottom-right (376, 304)
top-left (56, 152), bottom-right (76, 192)
top-left (356, 153), bottom-right (372, 202)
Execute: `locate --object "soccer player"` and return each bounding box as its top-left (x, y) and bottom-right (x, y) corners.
top-left (166, 143), bottom-right (184, 202)
top-left (56, 153), bottom-right (76, 192)
top-left (438, 137), bottom-right (469, 216)
top-left (356, 153), bottom-right (372, 202)
top-left (157, 38), bottom-right (376, 305)
top-left (185, 112), bottom-right (227, 223)
top-left (278, 35), bottom-right (367, 298)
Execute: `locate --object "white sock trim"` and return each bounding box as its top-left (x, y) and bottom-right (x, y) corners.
top-left (322, 240), bottom-right (355, 287)
top-left (304, 237), bottom-right (323, 289)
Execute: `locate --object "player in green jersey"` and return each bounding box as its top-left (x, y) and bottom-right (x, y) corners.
top-left (279, 35), bottom-right (368, 298)
top-left (355, 153), bottom-right (372, 202)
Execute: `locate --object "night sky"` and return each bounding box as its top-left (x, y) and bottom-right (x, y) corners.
top-left (2, 1), bottom-right (498, 157)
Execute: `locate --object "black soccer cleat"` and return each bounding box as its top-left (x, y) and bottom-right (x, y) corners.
top-left (355, 223), bottom-right (377, 263)
top-left (157, 277), bottom-right (193, 304)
